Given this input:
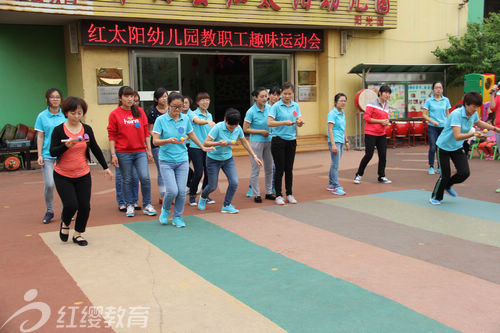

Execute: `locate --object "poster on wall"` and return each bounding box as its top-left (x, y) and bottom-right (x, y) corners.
top-left (368, 84), bottom-right (405, 118)
top-left (407, 84), bottom-right (432, 112)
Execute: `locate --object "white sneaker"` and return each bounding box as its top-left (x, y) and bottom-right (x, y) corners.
top-left (143, 204), bottom-right (157, 216)
top-left (126, 205), bottom-right (135, 217)
top-left (275, 196), bottom-right (285, 205)
top-left (378, 177), bottom-right (392, 184)
top-left (353, 175), bottom-right (362, 184)
top-left (286, 195), bottom-right (297, 204)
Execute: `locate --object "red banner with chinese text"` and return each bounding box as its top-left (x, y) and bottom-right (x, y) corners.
top-left (81, 20), bottom-right (324, 52)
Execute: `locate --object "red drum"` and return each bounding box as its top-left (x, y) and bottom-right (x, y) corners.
top-left (26, 127), bottom-right (36, 142)
top-left (15, 123), bottom-right (28, 139)
top-left (394, 122), bottom-right (409, 136)
top-left (410, 122), bottom-right (425, 135)
top-left (0, 124), bottom-right (16, 143)
top-left (4, 156), bottom-right (21, 171)
top-left (385, 124), bottom-right (394, 138)
top-left (354, 89), bottom-right (378, 111)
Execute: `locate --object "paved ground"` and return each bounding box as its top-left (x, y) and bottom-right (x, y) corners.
top-left (1, 145), bottom-right (499, 333)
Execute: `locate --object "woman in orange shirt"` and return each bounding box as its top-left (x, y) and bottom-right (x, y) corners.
top-left (50, 97), bottom-right (112, 246)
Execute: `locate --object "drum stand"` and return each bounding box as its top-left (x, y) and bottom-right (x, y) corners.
top-left (354, 111), bottom-right (365, 150)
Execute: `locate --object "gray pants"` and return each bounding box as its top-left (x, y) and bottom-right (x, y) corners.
top-left (42, 158), bottom-right (56, 212)
top-left (249, 141), bottom-right (273, 196)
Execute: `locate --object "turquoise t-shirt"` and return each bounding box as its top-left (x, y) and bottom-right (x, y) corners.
top-left (244, 103), bottom-right (271, 143)
top-left (207, 122), bottom-right (244, 161)
top-left (326, 107), bottom-right (346, 143)
top-left (424, 96), bottom-right (451, 128)
top-left (34, 108), bottom-right (66, 159)
top-left (152, 112), bottom-right (193, 162)
top-left (436, 106), bottom-right (479, 151)
top-left (188, 108), bottom-right (213, 149)
top-left (269, 99), bottom-right (301, 141)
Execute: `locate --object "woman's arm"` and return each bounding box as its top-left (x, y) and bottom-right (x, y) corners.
top-left (239, 136), bottom-right (263, 166)
top-left (187, 131), bottom-right (215, 152)
top-left (85, 125), bottom-right (109, 170)
top-left (37, 131), bottom-right (44, 166)
top-left (49, 125), bottom-right (69, 158)
top-left (474, 120), bottom-right (500, 132)
top-left (192, 116), bottom-right (215, 127)
top-left (243, 121), bottom-right (269, 136)
top-left (327, 122), bottom-right (337, 154)
top-left (422, 108), bottom-right (439, 126)
top-left (267, 116), bottom-right (294, 127)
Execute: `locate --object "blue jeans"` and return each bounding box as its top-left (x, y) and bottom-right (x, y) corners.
top-left (202, 157), bottom-right (238, 207)
top-left (428, 126), bottom-right (443, 167)
top-left (328, 142), bottom-right (344, 188)
top-left (152, 147), bottom-right (166, 198)
top-left (41, 158), bottom-right (56, 212)
top-left (116, 151), bottom-right (151, 206)
top-left (115, 166), bottom-right (139, 206)
top-left (159, 160), bottom-right (189, 218)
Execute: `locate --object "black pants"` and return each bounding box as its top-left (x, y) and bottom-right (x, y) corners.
top-left (188, 147), bottom-right (208, 196)
top-left (271, 136), bottom-right (296, 197)
top-left (356, 134), bottom-right (387, 179)
top-left (53, 172), bottom-right (91, 233)
top-left (432, 148), bottom-right (470, 201)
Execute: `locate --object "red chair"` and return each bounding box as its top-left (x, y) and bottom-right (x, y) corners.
top-left (393, 121), bottom-right (411, 147)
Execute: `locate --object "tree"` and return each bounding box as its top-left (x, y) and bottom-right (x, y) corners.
top-left (433, 12), bottom-right (500, 87)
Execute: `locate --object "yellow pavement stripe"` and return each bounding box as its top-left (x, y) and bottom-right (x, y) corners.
top-left (40, 224), bottom-right (285, 333)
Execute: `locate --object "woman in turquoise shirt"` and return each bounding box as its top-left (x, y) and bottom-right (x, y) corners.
top-left (187, 92), bottom-right (216, 206)
top-left (268, 82), bottom-right (304, 205)
top-left (423, 82), bottom-right (451, 175)
top-left (430, 92), bottom-right (500, 204)
top-left (198, 108), bottom-right (262, 214)
top-left (326, 93), bottom-right (350, 196)
top-left (34, 88), bottom-right (66, 224)
top-left (243, 87), bottom-right (274, 203)
top-left (152, 93), bottom-right (213, 227)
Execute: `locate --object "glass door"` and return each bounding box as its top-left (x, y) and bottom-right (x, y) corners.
top-left (250, 55), bottom-right (290, 92)
top-left (130, 51), bottom-right (181, 111)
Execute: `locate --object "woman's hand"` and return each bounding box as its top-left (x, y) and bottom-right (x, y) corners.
top-left (208, 121), bottom-right (216, 127)
top-left (331, 145), bottom-right (338, 154)
top-left (147, 150), bottom-right (153, 162)
top-left (201, 146), bottom-right (216, 153)
top-left (219, 140), bottom-right (230, 147)
top-left (103, 168), bottom-right (113, 180)
top-left (37, 156), bottom-right (44, 166)
top-left (381, 119), bottom-right (390, 126)
top-left (168, 137), bottom-right (179, 144)
top-left (253, 156), bottom-right (263, 167)
top-left (111, 155), bottom-right (119, 168)
top-left (260, 130), bottom-right (269, 137)
top-left (432, 120), bottom-right (440, 127)
top-left (284, 120), bottom-right (295, 126)
top-left (345, 142), bottom-right (350, 151)
top-left (65, 141), bottom-right (76, 148)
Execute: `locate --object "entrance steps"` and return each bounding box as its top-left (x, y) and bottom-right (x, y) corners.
top-left (233, 135), bottom-right (329, 157)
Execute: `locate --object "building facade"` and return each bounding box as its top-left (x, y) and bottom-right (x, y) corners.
top-left (0, 0), bottom-right (469, 148)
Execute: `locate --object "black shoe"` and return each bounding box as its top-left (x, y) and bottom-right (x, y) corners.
top-left (265, 194), bottom-right (276, 200)
top-left (134, 203), bottom-right (142, 210)
top-left (118, 205), bottom-right (127, 212)
top-left (72, 236), bottom-right (88, 246)
top-left (59, 222), bottom-right (69, 242)
top-left (254, 196), bottom-right (262, 203)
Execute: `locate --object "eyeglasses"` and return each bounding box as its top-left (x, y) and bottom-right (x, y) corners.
top-left (169, 105), bottom-right (183, 110)
top-left (49, 96), bottom-right (61, 100)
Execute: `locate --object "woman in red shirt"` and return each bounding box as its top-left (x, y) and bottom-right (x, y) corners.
top-left (108, 86), bottom-right (157, 218)
top-left (354, 85), bottom-right (392, 185)
top-left (50, 97), bottom-right (112, 246)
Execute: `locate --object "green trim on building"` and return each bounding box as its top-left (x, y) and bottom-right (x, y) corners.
top-left (0, 24), bottom-right (67, 128)
top-left (468, 0), bottom-right (485, 23)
